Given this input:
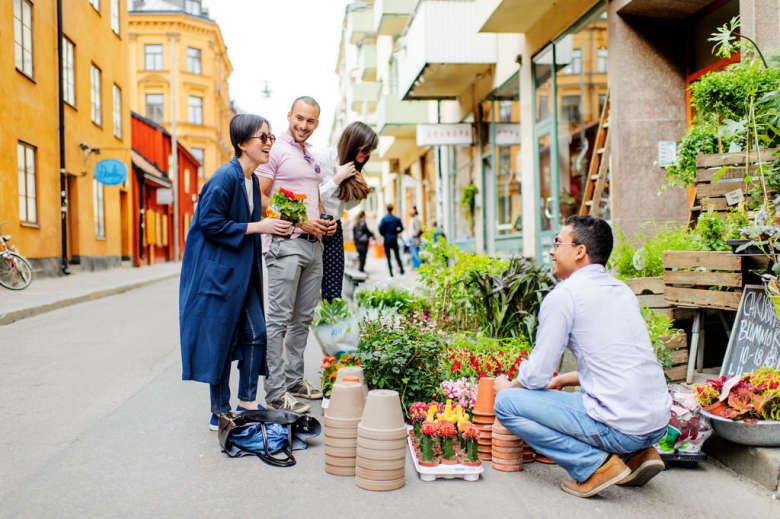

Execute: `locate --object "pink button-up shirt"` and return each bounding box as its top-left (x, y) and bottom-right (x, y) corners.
top-left (255, 132), bottom-right (322, 245)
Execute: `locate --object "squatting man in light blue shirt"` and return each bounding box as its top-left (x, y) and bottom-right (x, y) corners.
top-left (494, 215), bottom-right (672, 499)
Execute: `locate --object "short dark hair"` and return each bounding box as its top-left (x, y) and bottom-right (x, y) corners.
top-left (290, 96), bottom-right (320, 117)
top-left (563, 215), bottom-right (613, 265)
top-left (386, 203), bottom-right (394, 213)
top-left (229, 114), bottom-right (269, 157)
top-left (337, 121), bottom-right (378, 173)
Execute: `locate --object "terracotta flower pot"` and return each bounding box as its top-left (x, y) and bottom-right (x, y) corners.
top-left (492, 420), bottom-right (511, 435)
top-left (473, 377), bottom-right (496, 415)
top-left (325, 445), bottom-right (357, 458)
top-left (355, 446), bottom-right (407, 460)
top-left (325, 463), bottom-right (355, 476)
top-left (324, 426), bottom-right (358, 439)
top-left (360, 389), bottom-right (405, 430)
top-left (491, 431), bottom-right (520, 441)
top-left (418, 459), bottom-right (439, 467)
top-left (491, 460), bottom-right (523, 472)
top-left (357, 424), bottom-right (408, 441)
top-left (326, 455), bottom-right (357, 467)
top-left (357, 436), bottom-right (407, 450)
top-left (472, 412), bottom-right (496, 423)
top-left (356, 456), bottom-right (405, 470)
top-left (462, 459), bottom-right (482, 467)
top-left (355, 476), bottom-right (405, 491)
top-left (491, 438), bottom-right (522, 448)
top-left (478, 452), bottom-right (492, 461)
top-left (325, 436), bottom-right (358, 448)
top-left (535, 454), bottom-right (556, 464)
top-left (335, 366), bottom-right (369, 398)
top-left (325, 381), bottom-right (365, 420)
top-left (323, 415), bottom-right (361, 428)
top-left (355, 466), bottom-right (405, 481)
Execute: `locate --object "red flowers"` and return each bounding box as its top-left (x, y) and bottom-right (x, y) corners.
top-left (279, 187), bottom-right (294, 199)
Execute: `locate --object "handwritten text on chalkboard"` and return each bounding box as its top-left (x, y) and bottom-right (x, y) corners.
top-left (721, 285), bottom-right (780, 377)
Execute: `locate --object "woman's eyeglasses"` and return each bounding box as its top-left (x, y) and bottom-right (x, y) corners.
top-left (249, 133), bottom-right (276, 145)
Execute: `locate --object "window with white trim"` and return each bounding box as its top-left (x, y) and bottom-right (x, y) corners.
top-left (14, 0), bottom-right (33, 78)
top-left (91, 64), bottom-right (102, 125)
top-left (113, 84), bottom-right (122, 139)
top-left (63, 37), bottom-right (75, 106)
top-left (145, 93), bottom-right (164, 123)
top-left (89, 0), bottom-right (100, 12)
top-left (17, 142), bottom-right (37, 224)
top-left (190, 147), bottom-right (205, 179)
top-left (144, 44), bottom-right (163, 70)
top-left (94, 178), bottom-right (105, 238)
top-left (188, 96), bottom-right (203, 125)
top-left (184, 0), bottom-right (200, 15)
top-left (186, 47), bottom-right (201, 74)
top-left (110, 0), bottom-right (120, 35)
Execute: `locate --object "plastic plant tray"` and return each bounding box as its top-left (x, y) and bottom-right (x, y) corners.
top-left (406, 427), bottom-right (483, 482)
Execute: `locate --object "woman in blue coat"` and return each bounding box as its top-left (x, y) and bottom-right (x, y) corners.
top-left (179, 114), bottom-right (291, 430)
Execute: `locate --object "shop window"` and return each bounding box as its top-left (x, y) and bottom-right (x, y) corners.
top-left (188, 96), bottom-right (203, 125)
top-left (146, 93), bottom-right (164, 123)
top-left (14, 0), bottom-right (33, 78)
top-left (94, 178), bottom-right (105, 238)
top-left (497, 146), bottom-right (522, 236)
top-left (17, 142), bottom-right (37, 224)
top-left (91, 64), bottom-right (102, 126)
top-left (186, 47), bottom-right (201, 74)
top-left (62, 37), bottom-right (75, 106)
top-left (145, 44), bottom-right (163, 70)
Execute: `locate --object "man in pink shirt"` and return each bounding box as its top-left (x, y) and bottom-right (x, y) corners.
top-left (256, 96), bottom-right (335, 413)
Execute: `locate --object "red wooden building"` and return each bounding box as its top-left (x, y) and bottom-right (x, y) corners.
top-left (130, 112), bottom-right (199, 266)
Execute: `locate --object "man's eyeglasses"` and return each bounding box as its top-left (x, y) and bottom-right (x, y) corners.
top-left (553, 237), bottom-right (580, 249)
top-left (249, 133), bottom-right (276, 145)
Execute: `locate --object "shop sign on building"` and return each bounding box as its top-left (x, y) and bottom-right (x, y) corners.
top-left (494, 123), bottom-right (522, 146)
top-left (157, 188), bottom-right (173, 205)
top-left (657, 141), bottom-right (677, 167)
top-left (417, 124), bottom-right (473, 146)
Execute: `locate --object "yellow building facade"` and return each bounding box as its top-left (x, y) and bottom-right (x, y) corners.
top-left (127, 1), bottom-right (233, 187)
top-left (0, 0), bottom-right (132, 276)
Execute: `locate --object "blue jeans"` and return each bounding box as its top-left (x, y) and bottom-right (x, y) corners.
top-left (494, 388), bottom-right (666, 482)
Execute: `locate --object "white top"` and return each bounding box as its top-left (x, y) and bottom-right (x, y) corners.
top-left (244, 176), bottom-right (253, 214)
top-left (515, 264), bottom-right (672, 435)
top-left (315, 146), bottom-right (360, 220)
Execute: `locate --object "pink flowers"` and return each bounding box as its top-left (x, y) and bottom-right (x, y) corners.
top-left (439, 378), bottom-right (477, 412)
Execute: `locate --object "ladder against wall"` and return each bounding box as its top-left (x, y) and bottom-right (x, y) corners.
top-left (579, 92), bottom-right (611, 217)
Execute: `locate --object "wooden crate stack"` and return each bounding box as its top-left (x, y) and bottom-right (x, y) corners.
top-left (662, 251), bottom-right (743, 311)
top-left (661, 331), bottom-right (688, 382)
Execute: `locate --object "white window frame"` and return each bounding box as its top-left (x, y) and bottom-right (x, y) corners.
top-left (91, 64), bottom-right (102, 126)
top-left (110, 0), bottom-right (120, 35)
top-left (145, 93), bottom-right (164, 123)
top-left (113, 84), bottom-right (122, 139)
top-left (186, 47), bottom-right (201, 74)
top-left (188, 96), bottom-right (203, 125)
top-left (89, 0), bottom-right (100, 13)
top-left (184, 0), bottom-right (200, 15)
top-left (596, 48), bottom-right (608, 74)
top-left (17, 142), bottom-right (37, 224)
top-left (190, 147), bottom-right (205, 179)
top-left (93, 178), bottom-right (106, 238)
top-left (63, 36), bottom-right (75, 106)
top-left (144, 44), bottom-right (163, 71)
top-left (14, 0), bottom-right (34, 78)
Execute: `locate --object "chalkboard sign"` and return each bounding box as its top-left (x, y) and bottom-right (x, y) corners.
top-left (720, 285), bottom-right (780, 377)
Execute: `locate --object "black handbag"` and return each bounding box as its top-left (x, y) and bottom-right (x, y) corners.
top-left (218, 409), bottom-right (321, 467)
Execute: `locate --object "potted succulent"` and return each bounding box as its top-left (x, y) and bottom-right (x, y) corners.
top-left (408, 402), bottom-right (428, 442)
top-left (437, 420), bottom-right (458, 465)
top-left (462, 425), bottom-right (481, 466)
top-left (419, 420), bottom-right (439, 467)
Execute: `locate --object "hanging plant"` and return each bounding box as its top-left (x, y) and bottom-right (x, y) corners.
top-left (460, 183), bottom-right (479, 225)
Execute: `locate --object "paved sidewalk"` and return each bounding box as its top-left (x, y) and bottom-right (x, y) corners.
top-left (0, 262), bottom-right (181, 325)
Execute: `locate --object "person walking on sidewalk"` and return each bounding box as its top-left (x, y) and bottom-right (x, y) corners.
top-left (179, 114), bottom-right (292, 431)
top-left (352, 210), bottom-right (374, 272)
top-left (256, 96), bottom-right (336, 413)
top-left (378, 204), bottom-right (404, 277)
top-left (316, 121), bottom-right (378, 301)
top-left (409, 205), bottom-right (422, 269)
top-left (493, 215), bottom-right (670, 498)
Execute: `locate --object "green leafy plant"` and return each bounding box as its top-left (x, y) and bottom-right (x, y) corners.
top-left (441, 334), bottom-right (531, 381)
top-left (355, 286), bottom-right (426, 315)
top-left (460, 183), bottom-right (479, 228)
top-left (319, 352), bottom-right (361, 398)
top-left (356, 315), bottom-right (445, 414)
top-left (608, 223), bottom-right (704, 280)
top-left (312, 298), bottom-right (353, 326)
top-left (641, 306), bottom-right (679, 372)
top-left (268, 188), bottom-right (308, 224)
top-left (693, 208), bottom-right (749, 251)
top-left (662, 122), bottom-right (718, 189)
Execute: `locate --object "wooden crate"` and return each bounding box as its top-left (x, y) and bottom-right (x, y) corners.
top-left (662, 251), bottom-right (743, 311)
top-left (625, 276), bottom-right (695, 320)
top-left (693, 148), bottom-right (779, 216)
top-left (662, 331), bottom-right (688, 382)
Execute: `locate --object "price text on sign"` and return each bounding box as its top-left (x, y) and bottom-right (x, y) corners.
top-left (721, 285), bottom-right (780, 377)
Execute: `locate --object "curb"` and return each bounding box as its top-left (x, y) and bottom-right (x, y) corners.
top-left (704, 435), bottom-right (780, 492)
top-left (0, 273), bottom-right (180, 326)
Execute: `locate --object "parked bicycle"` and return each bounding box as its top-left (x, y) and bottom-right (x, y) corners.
top-left (0, 221), bottom-right (33, 290)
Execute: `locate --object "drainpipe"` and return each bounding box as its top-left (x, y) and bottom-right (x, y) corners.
top-left (56, 0), bottom-right (70, 275)
top-left (168, 33), bottom-right (180, 261)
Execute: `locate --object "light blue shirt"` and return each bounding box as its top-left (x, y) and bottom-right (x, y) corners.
top-left (516, 263), bottom-right (671, 435)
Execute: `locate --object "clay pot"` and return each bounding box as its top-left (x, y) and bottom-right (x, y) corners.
top-left (360, 389), bottom-right (404, 430)
top-left (325, 381), bottom-right (365, 420)
top-left (326, 455), bottom-right (357, 467)
top-left (473, 377), bottom-right (496, 415)
top-left (491, 460), bottom-right (523, 472)
top-left (492, 438), bottom-right (522, 448)
top-left (357, 436), bottom-right (407, 450)
top-left (325, 445), bottom-right (357, 458)
top-left (491, 431), bottom-right (519, 441)
top-left (472, 413), bottom-right (495, 424)
top-left (325, 463), bottom-right (355, 476)
top-left (355, 466), bottom-right (405, 481)
top-left (418, 459), bottom-right (439, 467)
top-left (535, 454), bottom-right (556, 465)
top-left (462, 459), bottom-right (482, 467)
top-left (492, 444), bottom-right (524, 454)
top-left (324, 426), bottom-right (358, 439)
top-left (355, 446), bottom-right (406, 460)
top-left (492, 420), bottom-right (511, 435)
top-left (323, 415), bottom-right (361, 428)
top-left (357, 424), bottom-right (407, 441)
top-left (355, 476), bottom-right (405, 491)
top-left (478, 453), bottom-right (492, 461)
top-left (335, 366), bottom-right (369, 398)
top-left (325, 438), bottom-right (357, 450)
top-left (356, 456), bottom-right (404, 470)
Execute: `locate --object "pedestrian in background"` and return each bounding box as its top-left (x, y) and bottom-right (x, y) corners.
top-left (256, 96), bottom-right (335, 413)
top-left (409, 205), bottom-right (422, 269)
top-left (179, 114), bottom-right (292, 431)
top-left (317, 121), bottom-right (378, 301)
top-left (353, 210), bottom-right (375, 272)
top-left (378, 203), bottom-right (405, 277)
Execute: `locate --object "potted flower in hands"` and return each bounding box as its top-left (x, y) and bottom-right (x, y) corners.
top-left (419, 420), bottom-right (439, 467)
top-left (267, 188), bottom-right (308, 226)
top-left (462, 425), bottom-right (481, 466)
top-left (437, 419), bottom-right (458, 465)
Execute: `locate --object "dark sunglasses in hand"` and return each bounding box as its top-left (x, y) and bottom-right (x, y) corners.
top-left (249, 133), bottom-right (276, 145)
top-left (303, 153), bottom-right (321, 174)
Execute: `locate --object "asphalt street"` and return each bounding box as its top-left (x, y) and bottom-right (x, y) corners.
top-left (0, 277), bottom-right (777, 518)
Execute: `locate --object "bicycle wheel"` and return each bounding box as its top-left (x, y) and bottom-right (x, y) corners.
top-left (0, 252), bottom-right (33, 290)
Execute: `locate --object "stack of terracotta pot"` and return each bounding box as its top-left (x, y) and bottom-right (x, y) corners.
top-left (472, 377), bottom-right (496, 461)
top-left (334, 366), bottom-right (368, 398)
top-left (355, 389), bottom-right (406, 491)
top-left (324, 378), bottom-right (364, 476)
top-left (491, 419), bottom-right (524, 471)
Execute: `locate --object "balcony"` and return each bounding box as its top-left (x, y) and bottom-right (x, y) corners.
top-left (350, 81), bottom-right (381, 112)
top-left (376, 93), bottom-right (431, 138)
top-left (358, 42), bottom-right (377, 82)
top-left (362, 160), bottom-right (384, 178)
top-left (477, 0), bottom-right (553, 33)
top-left (374, 0), bottom-right (415, 35)
top-left (397, 0), bottom-right (497, 100)
top-left (347, 4), bottom-right (374, 44)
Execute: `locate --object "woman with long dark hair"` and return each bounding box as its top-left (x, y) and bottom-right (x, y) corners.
top-left (179, 114), bottom-right (291, 430)
top-left (317, 121), bottom-right (378, 301)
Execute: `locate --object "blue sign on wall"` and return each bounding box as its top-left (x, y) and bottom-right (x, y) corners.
top-left (94, 159), bottom-right (128, 185)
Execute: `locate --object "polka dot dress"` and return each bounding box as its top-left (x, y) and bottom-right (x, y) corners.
top-left (321, 220), bottom-right (344, 302)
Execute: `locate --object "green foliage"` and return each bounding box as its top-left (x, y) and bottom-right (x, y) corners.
top-left (460, 183), bottom-right (479, 223)
top-left (663, 122), bottom-right (718, 189)
top-left (693, 209), bottom-right (749, 251)
top-left (641, 306), bottom-right (678, 371)
top-left (608, 223), bottom-right (704, 280)
top-left (441, 334), bottom-right (531, 380)
top-left (355, 286), bottom-right (426, 315)
top-left (464, 257), bottom-right (555, 342)
top-left (269, 188), bottom-right (308, 224)
top-left (356, 315), bottom-right (446, 414)
top-left (312, 298), bottom-right (354, 326)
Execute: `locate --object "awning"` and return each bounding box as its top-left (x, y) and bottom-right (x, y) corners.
top-left (131, 149), bottom-right (172, 188)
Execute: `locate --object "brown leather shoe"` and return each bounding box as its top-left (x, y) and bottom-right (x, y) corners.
top-left (561, 454), bottom-right (630, 498)
top-left (617, 447), bottom-right (665, 486)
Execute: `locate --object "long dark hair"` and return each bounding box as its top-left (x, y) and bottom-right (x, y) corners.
top-left (337, 121), bottom-right (378, 172)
